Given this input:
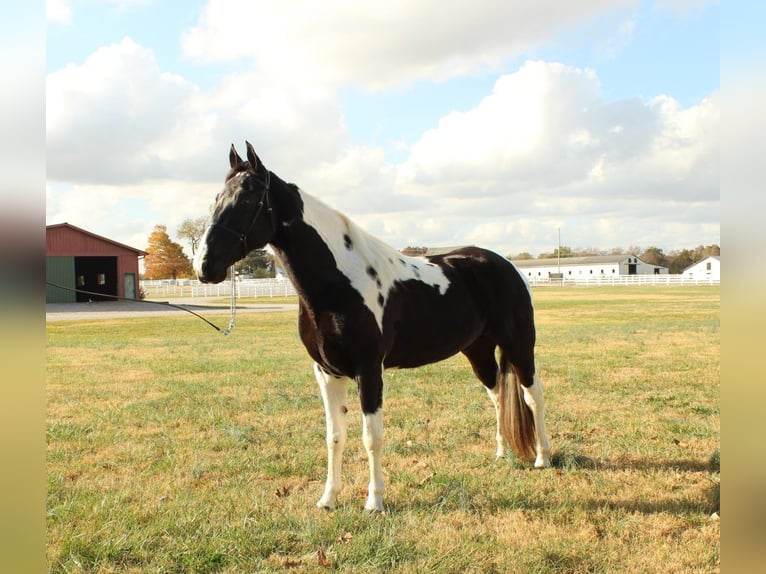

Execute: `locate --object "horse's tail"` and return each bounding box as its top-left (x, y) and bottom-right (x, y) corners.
top-left (497, 352), bottom-right (537, 460)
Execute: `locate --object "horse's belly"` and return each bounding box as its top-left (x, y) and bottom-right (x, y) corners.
top-left (382, 313), bottom-right (483, 369)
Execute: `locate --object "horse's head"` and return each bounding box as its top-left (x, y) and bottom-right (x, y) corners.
top-left (194, 142), bottom-right (274, 283)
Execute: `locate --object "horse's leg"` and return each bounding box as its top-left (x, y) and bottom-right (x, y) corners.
top-left (522, 373), bottom-right (552, 468)
top-left (462, 337), bottom-right (506, 459)
top-left (357, 365), bottom-right (385, 512)
top-left (314, 362), bottom-right (350, 510)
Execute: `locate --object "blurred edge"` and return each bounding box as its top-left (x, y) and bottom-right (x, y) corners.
top-left (721, 1), bottom-right (766, 572)
top-left (0, 3), bottom-right (46, 573)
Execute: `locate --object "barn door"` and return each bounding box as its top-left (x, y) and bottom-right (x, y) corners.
top-left (124, 273), bottom-right (136, 299)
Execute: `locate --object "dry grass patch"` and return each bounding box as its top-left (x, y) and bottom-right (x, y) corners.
top-left (47, 287), bottom-right (719, 572)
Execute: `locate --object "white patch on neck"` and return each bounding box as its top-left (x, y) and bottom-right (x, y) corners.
top-left (298, 190), bottom-right (451, 332)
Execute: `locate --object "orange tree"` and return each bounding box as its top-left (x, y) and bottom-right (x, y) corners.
top-left (143, 224), bottom-right (193, 280)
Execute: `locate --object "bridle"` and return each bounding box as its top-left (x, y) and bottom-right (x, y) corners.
top-left (209, 170), bottom-right (273, 258)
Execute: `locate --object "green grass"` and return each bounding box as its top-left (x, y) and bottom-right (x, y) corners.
top-left (47, 286), bottom-right (720, 573)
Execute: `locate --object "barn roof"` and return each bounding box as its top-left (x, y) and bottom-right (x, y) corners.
top-left (46, 223), bottom-right (147, 256)
top-left (511, 255), bottom-right (634, 267)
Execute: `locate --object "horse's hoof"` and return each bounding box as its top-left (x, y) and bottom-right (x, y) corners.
top-left (364, 496), bottom-right (384, 513)
top-left (534, 452), bottom-right (552, 468)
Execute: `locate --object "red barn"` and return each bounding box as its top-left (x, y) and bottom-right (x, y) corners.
top-left (46, 223), bottom-right (147, 303)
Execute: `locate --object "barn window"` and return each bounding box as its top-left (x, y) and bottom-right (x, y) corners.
top-left (706, 261), bottom-right (712, 271)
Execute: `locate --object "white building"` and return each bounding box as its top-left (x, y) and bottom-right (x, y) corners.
top-left (511, 255), bottom-right (668, 281)
top-left (682, 256), bottom-right (720, 281)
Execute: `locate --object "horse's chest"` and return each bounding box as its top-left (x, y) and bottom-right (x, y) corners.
top-left (298, 303), bottom-right (382, 378)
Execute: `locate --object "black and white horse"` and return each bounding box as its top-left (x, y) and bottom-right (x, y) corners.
top-left (194, 142), bottom-right (551, 511)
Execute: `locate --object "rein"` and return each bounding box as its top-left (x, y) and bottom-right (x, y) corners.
top-left (45, 264), bottom-right (239, 335)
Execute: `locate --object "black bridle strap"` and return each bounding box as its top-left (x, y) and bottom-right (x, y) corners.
top-left (209, 170), bottom-right (273, 258)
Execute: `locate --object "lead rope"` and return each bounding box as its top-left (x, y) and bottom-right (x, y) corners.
top-left (219, 265), bottom-right (237, 336)
top-left (45, 266), bottom-right (241, 336)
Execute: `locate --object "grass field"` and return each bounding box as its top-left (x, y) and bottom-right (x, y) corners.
top-left (46, 286), bottom-right (720, 573)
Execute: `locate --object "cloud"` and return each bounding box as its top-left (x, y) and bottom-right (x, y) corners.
top-left (47, 38), bottom-right (199, 183)
top-left (46, 32), bottom-right (717, 257)
top-left (46, 0), bottom-right (71, 24)
top-left (46, 36), bottom-right (347, 188)
top-left (46, 179), bottom-right (217, 253)
top-left (398, 61), bottom-right (718, 208)
top-left (182, 0), bottom-right (632, 90)
top-left (336, 61), bottom-right (718, 254)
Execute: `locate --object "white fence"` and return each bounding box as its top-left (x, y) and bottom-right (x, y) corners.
top-left (142, 274), bottom-right (718, 299)
top-left (142, 278), bottom-right (297, 299)
top-left (526, 274), bottom-right (719, 287)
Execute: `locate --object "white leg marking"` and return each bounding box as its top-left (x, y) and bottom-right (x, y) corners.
top-left (486, 386), bottom-right (507, 459)
top-left (314, 363), bottom-right (349, 509)
top-left (362, 409), bottom-right (385, 512)
top-left (522, 374), bottom-right (552, 468)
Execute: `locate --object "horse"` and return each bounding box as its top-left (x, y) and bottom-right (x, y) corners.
top-left (193, 142), bottom-right (551, 512)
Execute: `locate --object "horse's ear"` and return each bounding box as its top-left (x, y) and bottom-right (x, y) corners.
top-left (245, 141), bottom-right (263, 173)
top-left (229, 144), bottom-right (243, 168)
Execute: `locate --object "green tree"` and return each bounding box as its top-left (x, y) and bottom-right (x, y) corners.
top-left (177, 216), bottom-right (208, 256)
top-left (401, 246), bottom-right (428, 256)
top-left (234, 249), bottom-right (275, 278)
top-left (539, 246), bottom-right (573, 259)
top-left (639, 246), bottom-right (667, 267)
top-left (144, 224), bottom-right (193, 280)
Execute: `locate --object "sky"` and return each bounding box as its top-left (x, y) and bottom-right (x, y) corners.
top-left (45, 0), bottom-right (720, 258)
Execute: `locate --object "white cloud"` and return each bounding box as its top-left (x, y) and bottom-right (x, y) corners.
top-left (46, 24), bottom-right (717, 257)
top-left (46, 179), bottom-right (217, 253)
top-left (46, 0), bottom-right (71, 24)
top-left (182, 0), bottom-right (632, 90)
top-left (46, 37), bottom-right (347, 187)
top-left (47, 38), bottom-right (198, 183)
top-left (398, 61), bottom-right (718, 207)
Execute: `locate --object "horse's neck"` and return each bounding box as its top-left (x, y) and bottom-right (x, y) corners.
top-left (269, 186), bottom-right (351, 301)
top-left (269, 186), bottom-right (398, 310)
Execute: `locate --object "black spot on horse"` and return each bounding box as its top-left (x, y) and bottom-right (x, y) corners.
top-left (343, 234), bottom-right (353, 250)
top-left (366, 266), bottom-right (378, 279)
top-left (378, 293), bottom-right (385, 307)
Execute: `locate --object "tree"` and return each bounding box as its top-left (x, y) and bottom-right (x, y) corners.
top-left (639, 246), bottom-right (667, 267)
top-left (539, 246), bottom-right (573, 259)
top-left (177, 216), bottom-right (208, 256)
top-left (144, 224), bottom-right (193, 280)
top-left (401, 246), bottom-right (428, 256)
top-left (234, 249), bottom-right (275, 278)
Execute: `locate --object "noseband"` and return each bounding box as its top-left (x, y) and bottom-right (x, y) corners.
top-left (209, 170), bottom-right (273, 257)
